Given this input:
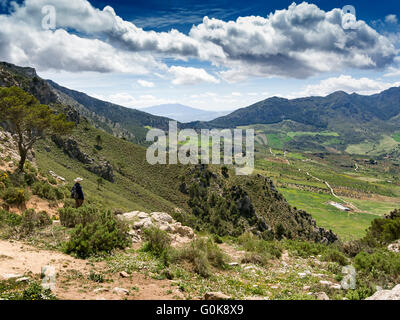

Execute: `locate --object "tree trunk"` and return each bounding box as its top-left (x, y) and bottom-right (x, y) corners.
top-left (18, 149), bottom-right (27, 172)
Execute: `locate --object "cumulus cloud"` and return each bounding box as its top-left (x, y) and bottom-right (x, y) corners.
top-left (169, 66), bottom-right (220, 85)
top-left (385, 14), bottom-right (398, 24)
top-left (301, 75), bottom-right (400, 96)
top-left (190, 2), bottom-right (397, 80)
top-left (0, 0), bottom-right (397, 80)
top-left (137, 80), bottom-right (155, 87)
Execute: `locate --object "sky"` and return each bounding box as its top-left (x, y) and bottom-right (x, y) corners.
top-left (0, 0), bottom-right (399, 111)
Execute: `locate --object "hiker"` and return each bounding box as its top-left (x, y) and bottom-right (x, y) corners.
top-left (71, 177), bottom-right (84, 208)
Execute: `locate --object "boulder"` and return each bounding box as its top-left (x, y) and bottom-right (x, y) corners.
top-left (1, 273), bottom-right (24, 280)
top-left (315, 292), bottom-right (330, 300)
top-left (133, 217), bottom-right (153, 229)
top-left (120, 211), bottom-right (139, 221)
top-left (366, 284), bottom-right (400, 300)
top-left (113, 287), bottom-right (129, 295)
top-left (387, 240), bottom-right (400, 253)
top-left (204, 292), bottom-right (231, 300)
top-left (151, 212), bottom-right (173, 224)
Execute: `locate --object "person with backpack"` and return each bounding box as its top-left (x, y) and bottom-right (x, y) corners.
top-left (71, 177), bottom-right (84, 208)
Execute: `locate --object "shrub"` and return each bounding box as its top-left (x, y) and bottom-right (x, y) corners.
top-left (322, 248), bottom-right (348, 266)
top-left (21, 281), bottom-right (57, 300)
top-left (363, 214), bottom-right (400, 245)
top-left (32, 181), bottom-right (64, 201)
top-left (354, 249), bottom-right (400, 282)
top-left (88, 271), bottom-right (105, 283)
top-left (1, 187), bottom-right (29, 205)
top-left (238, 232), bottom-right (282, 263)
top-left (0, 171), bottom-right (10, 189)
top-left (0, 209), bottom-right (22, 227)
top-left (19, 209), bottom-right (51, 235)
top-left (142, 227), bottom-right (171, 257)
top-left (59, 205), bottom-right (99, 228)
top-left (282, 239), bottom-right (328, 258)
top-left (63, 210), bottom-right (130, 258)
top-left (176, 238), bottom-right (228, 277)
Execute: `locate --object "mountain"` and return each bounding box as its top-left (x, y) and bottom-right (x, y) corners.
top-left (184, 88), bottom-right (400, 154)
top-left (0, 61), bottom-right (173, 145)
top-left (0, 60), bottom-right (337, 243)
top-left (140, 104), bottom-right (231, 122)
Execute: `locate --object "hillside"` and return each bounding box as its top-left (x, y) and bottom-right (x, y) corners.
top-left (0, 61), bottom-right (338, 244)
top-left (0, 61), bottom-right (173, 145)
top-left (1, 62), bottom-right (400, 301)
top-left (184, 88), bottom-right (400, 154)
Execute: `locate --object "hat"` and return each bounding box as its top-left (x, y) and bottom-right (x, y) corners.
top-left (74, 177), bottom-right (83, 183)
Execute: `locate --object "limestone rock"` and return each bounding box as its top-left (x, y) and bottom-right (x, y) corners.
top-left (366, 284), bottom-right (400, 300)
top-left (113, 287), bottom-right (129, 295)
top-left (315, 292), bottom-right (330, 300)
top-left (204, 292), bottom-right (231, 300)
top-left (387, 240), bottom-right (400, 253)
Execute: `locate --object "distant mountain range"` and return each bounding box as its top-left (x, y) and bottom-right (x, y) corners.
top-left (139, 104), bottom-right (231, 123)
top-left (184, 87), bottom-right (400, 153)
top-left (2, 60), bottom-right (400, 155)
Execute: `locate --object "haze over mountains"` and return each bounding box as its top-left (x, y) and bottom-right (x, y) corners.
top-left (139, 104), bottom-right (231, 122)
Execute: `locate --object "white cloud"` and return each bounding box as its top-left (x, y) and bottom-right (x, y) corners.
top-left (190, 2), bottom-right (397, 80)
top-left (232, 92), bottom-right (242, 96)
top-left (385, 14), bottom-right (398, 24)
top-left (169, 66), bottom-right (220, 85)
top-left (137, 80), bottom-right (155, 88)
top-left (301, 75), bottom-right (400, 96)
top-left (100, 92), bottom-right (174, 108)
top-left (0, 0), bottom-right (397, 81)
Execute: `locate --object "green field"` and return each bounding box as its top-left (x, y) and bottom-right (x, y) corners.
top-left (346, 135), bottom-right (400, 155)
top-left (279, 188), bottom-right (377, 241)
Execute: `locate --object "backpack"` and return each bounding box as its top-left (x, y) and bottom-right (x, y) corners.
top-left (71, 184), bottom-right (79, 199)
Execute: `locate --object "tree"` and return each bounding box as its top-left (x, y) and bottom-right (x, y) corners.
top-left (95, 134), bottom-right (103, 148)
top-left (0, 86), bottom-right (74, 171)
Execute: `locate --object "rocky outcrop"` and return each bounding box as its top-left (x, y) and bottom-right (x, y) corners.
top-left (51, 136), bottom-right (93, 164)
top-left (366, 284), bottom-right (400, 300)
top-left (51, 136), bottom-right (114, 182)
top-left (204, 292), bottom-right (231, 300)
top-left (118, 211), bottom-right (195, 246)
top-left (87, 160), bottom-right (114, 183)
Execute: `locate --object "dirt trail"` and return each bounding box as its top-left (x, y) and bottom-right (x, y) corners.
top-left (0, 240), bottom-right (179, 300)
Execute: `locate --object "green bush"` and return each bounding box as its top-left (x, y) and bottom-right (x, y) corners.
top-left (282, 239), bottom-right (328, 258)
top-left (1, 187), bottom-right (30, 205)
top-left (142, 226), bottom-right (171, 257)
top-left (0, 209), bottom-right (22, 227)
top-left (238, 232), bottom-right (282, 263)
top-left (322, 248), bottom-right (348, 266)
top-left (176, 238), bottom-right (228, 277)
top-left (59, 205), bottom-right (100, 228)
top-left (63, 210), bottom-right (130, 258)
top-left (354, 249), bottom-right (400, 282)
top-left (363, 214), bottom-right (400, 245)
top-left (19, 209), bottom-right (51, 235)
top-left (32, 181), bottom-right (64, 201)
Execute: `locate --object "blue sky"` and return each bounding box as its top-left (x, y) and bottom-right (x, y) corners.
top-left (0, 0), bottom-right (399, 111)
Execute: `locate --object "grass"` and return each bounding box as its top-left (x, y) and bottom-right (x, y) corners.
top-left (279, 188), bottom-right (376, 241)
top-left (346, 135), bottom-right (400, 155)
top-left (35, 122), bottom-right (189, 214)
top-left (392, 132), bottom-right (400, 143)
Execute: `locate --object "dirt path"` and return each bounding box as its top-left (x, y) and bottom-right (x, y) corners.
top-left (0, 240), bottom-right (179, 300)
